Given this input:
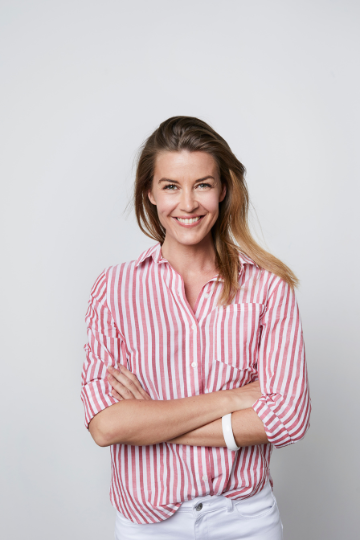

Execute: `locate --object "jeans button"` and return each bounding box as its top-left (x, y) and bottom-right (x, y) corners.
top-left (195, 503), bottom-right (203, 511)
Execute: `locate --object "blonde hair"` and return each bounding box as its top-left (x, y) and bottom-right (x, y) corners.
top-left (134, 116), bottom-right (298, 305)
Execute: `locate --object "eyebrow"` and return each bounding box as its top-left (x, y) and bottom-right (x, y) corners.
top-left (158, 175), bottom-right (215, 184)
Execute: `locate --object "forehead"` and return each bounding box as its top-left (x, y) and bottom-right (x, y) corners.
top-left (154, 150), bottom-right (218, 179)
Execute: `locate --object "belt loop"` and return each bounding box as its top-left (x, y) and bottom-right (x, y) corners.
top-left (227, 496), bottom-right (235, 513)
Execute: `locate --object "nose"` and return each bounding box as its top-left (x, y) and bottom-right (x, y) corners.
top-left (179, 187), bottom-right (199, 213)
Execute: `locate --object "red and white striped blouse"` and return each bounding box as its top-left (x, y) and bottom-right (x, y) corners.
top-left (81, 242), bottom-right (311, 524)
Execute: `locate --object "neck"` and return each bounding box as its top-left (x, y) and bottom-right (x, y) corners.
top-left (161, 233), bottom-right (218, 279)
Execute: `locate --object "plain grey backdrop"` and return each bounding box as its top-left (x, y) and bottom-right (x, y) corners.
top-left (1, 1), bottom-right (359, 538)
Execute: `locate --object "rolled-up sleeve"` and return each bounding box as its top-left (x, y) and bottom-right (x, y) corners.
top-left (81, 269), bottom-right (127, 429)
top-left (252, 277), bottom-right (311, 448)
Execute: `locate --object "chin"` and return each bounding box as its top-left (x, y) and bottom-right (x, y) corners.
top-left (177, 238), bottom-right (203, 246)
top-left (173, 232), bottom-right (209, 246)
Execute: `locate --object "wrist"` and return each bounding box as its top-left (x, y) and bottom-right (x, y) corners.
top-left (222, 413), bottom-right (240, 451)
top-left (226, 388), bottom-right (245, 411)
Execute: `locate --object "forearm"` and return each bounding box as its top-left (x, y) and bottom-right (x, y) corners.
top-left (89, 390), bottom-right (240, 447)
top-left (166, 408), bottom-right (268, 447)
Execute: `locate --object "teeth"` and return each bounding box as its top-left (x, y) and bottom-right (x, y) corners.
top-left (176, 217), bottom-right (201, 224)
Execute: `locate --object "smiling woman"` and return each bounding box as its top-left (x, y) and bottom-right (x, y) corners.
top-left (146, 150), bottom-right (227, 310)
top-left (135, 117), bottom-right (298, 306)
top-left (151, 151), bottom-right (224, 237)
top-left (81, 116), bottom-right (311, 540)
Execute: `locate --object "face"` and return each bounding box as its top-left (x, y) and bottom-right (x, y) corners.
top-left (148, 150), bottom-right (226, 248)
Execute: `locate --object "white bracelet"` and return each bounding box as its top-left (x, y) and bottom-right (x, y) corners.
top-left (222, 413), bottom-right (240, 451)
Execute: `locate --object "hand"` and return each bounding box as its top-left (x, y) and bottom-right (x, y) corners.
top-left (229, 380), bottom-right (262, 410)
top-left (106, 365), bottom-right (152, 401)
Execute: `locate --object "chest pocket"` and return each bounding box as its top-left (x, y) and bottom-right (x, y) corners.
top-left (212, 302), bottom-right (264, 372)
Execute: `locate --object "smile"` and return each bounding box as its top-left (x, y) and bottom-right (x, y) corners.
top-left (174, 216), bottom-right (205, 227)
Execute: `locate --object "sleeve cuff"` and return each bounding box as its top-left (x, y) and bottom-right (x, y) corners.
top-left (252, 397), bottom-right (293, 448)
top-left (81, 379), bottom-right (119, 430)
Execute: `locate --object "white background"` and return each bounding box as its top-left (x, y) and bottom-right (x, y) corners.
top-left (1, 1), bottom-right (359, 538)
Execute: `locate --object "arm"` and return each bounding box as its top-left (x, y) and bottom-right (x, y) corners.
top-left (81, 269), bottom-right (123, 430)
top-left (81, 270), bottom-right (258, 448)
top-left (106, 279), bottom-right (311, 449)
top-left (166, 408), bottom-right (268, 447)
top-left (171, 280), bottom-right (311, 449)
top-left (107, 365), bottom-right (266, 447)
top-left (90, 388), bottom-right (243, 447)
top-left (251, 278), bottom-right (311, 448)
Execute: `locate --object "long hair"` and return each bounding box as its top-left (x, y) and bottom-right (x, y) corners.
top-left (134, 116), bottom-right (298, 305)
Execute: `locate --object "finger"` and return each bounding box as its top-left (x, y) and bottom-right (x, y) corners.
top-left (125, 372), bottom-right (153, 400)
top-left (108, 366), bottom-right (150, 400)
top-left (107, 373), bottom-right (136, 399)
top-left (117, 364), bottom-right (131, 374)
top-left (115, 372), bottom-right (144, 399)
top-left (125, 375), bottom-right (152, 400)
top-left (116, 365), bottom-right (149, 399)
top-left (110, 388), bottom-right (123, 400)
top-left (108, 372), bottom-right (152, 401)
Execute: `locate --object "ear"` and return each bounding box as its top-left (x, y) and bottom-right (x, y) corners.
top-left (219, 183), bottom-right (226, 203)
top-left (148, 190), bottom-right (156, 205)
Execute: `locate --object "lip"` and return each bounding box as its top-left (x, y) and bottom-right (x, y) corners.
top-left (172, 215), bottom-right (205, 228)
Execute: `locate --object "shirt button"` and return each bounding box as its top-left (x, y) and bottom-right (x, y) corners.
top-left (191, 324), bottom-right (197, 330)
top-left (191, 362), bottom-right (197, 368)
top-left (202, 475), bottom-right (207, 481)
top-left (204, 293), bottom-right (210, 298)
top-left (178, 289), bottom-right (182, 295)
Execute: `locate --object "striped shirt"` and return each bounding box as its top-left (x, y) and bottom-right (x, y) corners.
top-left (81, 242), bottom-right (311, 524)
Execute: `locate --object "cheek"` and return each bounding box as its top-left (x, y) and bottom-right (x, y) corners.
top-left (154, 194), bottom-right (176, 217)
top-left (201, 192), bottom-right (221, 214)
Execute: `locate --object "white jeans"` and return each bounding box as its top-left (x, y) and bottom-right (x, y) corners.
top-left (114, 481), bottom-right (283, 539)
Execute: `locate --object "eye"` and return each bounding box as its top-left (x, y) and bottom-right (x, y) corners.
top-left (163, 184), bottom-right (178, 190)
top-left (196, 183), bottom-right (212, 189)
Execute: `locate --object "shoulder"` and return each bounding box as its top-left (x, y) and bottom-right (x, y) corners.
top-left (97, 243), bottom-right (161, 291)
top-left (238, 251), bottom-right (296, 302)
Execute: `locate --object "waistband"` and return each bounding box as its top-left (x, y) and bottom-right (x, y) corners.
top-left (177, 480), bottom-right (272, 514)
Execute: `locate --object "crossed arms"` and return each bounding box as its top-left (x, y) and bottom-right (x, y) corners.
top-left (88, 367), bottom-right (268, 448)
top-left (82, 272), bottom-right (311, 451)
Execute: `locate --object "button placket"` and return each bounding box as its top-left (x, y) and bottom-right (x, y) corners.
top-left (189, 312), bottom-right (199, 371)
top-left (174, 276), bottom-right (202, 375)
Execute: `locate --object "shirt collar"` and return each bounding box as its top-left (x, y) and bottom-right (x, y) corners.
top-left (238, 251), bottom-right (258, 268)
top-left (135, 242), bottom-right (258, 275)
top-left (134, 243), bottom-right (164, 267)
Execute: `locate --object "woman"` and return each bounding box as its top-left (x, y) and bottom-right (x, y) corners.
top-left (81, 116), bottom-right (311, 539)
